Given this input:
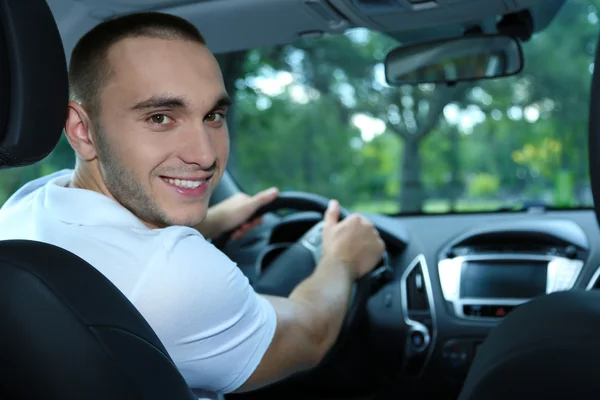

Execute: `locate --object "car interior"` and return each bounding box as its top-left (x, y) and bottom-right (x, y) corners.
top-left (3, 0), bottom-right (600, 399)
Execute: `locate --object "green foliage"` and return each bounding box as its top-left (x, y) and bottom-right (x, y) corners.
top-left (512, 137), bottom-right (562, 179)
top-left (468, 174), bottom-right (501, 198)
top-left (554, 170), bottom-right (576, 207)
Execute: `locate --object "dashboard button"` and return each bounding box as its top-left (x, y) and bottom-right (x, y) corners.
top-left (464, 304), bottom-right (516, 318)
top-left (442, 339), bottom-right (478, 382)
top-left (463, 305), bottom-right (482, 317)
top-left (494, 307), bottom-right (507, 317)
top-left (410, 331), bottom-right (425, 348)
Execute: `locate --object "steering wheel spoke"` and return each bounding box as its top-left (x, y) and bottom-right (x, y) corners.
top-left (299, 220), bottom-right (325, 264)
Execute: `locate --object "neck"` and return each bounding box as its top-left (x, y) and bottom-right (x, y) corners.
top-left (70, 162), bottom-right (165, 231)
top-left (70, 162), bottom-right (116, 202)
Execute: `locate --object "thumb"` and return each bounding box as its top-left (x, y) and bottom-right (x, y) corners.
top-left (324, 199), bottom-right (340, 228)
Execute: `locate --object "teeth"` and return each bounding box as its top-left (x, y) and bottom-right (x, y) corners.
top-left (166, 178), bottom-right (204, 189)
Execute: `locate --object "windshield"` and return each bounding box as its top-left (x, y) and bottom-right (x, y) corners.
top-left (225, 0), bottom-right (598, 215)
top-left (0, 0), bottom-right (597, 216)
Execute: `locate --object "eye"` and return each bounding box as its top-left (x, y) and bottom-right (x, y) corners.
top-left (205, 112), bottom-right (225, 123)
top-left (148, 114), bottom-right (172, 125)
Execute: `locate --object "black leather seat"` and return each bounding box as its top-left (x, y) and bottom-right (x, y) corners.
top-left (458, 290), bottom-right (600, 400)
top-left (0, 1), bottom-right (196, 398)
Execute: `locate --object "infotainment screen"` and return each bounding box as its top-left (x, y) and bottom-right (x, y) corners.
top-left (460, 260), bottom-right (547, 299)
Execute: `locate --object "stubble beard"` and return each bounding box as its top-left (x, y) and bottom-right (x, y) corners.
top-left (93, 122), bottom-right (175, 228)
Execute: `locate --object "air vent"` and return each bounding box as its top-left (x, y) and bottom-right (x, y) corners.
top-left (405, 262), bottom-right (434, 331)
top-left (401, 254), bottom-right (436, 377)
top-left (446, 231), bottom-right (583, 260)
top-left (406, 266), bottom-right (430, 311)
top-left (402, 255), bottom-right (435, 332)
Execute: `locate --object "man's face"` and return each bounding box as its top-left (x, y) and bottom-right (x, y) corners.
top-left (93, 36), bottom-right (230, 228)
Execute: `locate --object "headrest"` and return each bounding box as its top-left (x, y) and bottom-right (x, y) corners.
top-left (0, 0), bottom-right (68, 170)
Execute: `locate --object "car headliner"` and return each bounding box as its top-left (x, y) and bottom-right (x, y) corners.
top-left (46, 0), bottom-right (565, 63)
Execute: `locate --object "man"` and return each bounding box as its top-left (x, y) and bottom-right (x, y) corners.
top-left (0, 11), bottom-right (385, 399)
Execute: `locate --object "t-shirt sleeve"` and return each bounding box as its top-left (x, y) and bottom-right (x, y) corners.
top-left (131, 228), bottom-right (277, 393)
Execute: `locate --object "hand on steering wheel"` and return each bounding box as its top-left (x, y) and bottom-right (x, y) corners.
top-left (214, 191), bottom-right (393, 366)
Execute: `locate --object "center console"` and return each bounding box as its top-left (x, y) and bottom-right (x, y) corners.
top-left (434, 221), bottom-right (588, 382)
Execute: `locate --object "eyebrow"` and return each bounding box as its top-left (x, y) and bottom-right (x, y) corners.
top-left (130, 93), bottom-right (232, 113)
top-left (131, 95), bottom-right (188, 111)
top-left (212, 94), bottom-right (232, 110)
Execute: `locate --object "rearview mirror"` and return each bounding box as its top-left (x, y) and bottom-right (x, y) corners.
top-left (384, 35), bottom-right (524, 86)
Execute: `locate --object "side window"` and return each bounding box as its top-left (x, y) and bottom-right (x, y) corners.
top-left (0, 135), bottom-right (74, 204)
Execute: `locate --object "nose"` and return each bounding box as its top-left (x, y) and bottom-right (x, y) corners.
top-left (178, 123), bottom-right (217, 170)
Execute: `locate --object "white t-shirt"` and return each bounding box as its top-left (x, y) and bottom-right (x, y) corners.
top-left (0, 169), bottom-right (277, 399)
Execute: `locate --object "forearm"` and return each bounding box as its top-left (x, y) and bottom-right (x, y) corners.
top-left (237, 256), bottom-right (354, 392)
top-left (287, 255), bottom-right (355, 361)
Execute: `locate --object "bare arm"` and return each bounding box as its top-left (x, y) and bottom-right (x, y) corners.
top-left (235, 254), bottom-right (354, 392)
top-left (235, 201), bottom-right (384, 393)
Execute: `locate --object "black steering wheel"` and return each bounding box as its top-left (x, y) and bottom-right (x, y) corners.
top-left (215, 191), bottom-right (392, 366)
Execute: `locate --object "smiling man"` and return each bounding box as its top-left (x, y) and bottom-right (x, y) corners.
top-left (66, 17), bottom-right (262, 235)
top-left (0, 12), bottom-right (385, 399)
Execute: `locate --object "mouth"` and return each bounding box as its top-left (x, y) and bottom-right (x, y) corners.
top-left (160, 174), bottom-right (213, 198)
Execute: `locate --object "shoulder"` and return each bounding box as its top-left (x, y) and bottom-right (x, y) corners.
top-left (134, 226), bottom-right (255, 310)
top-left (158, 226), bottom-right (233, 266)
top-left (133, 227), bottom-right (277, 393)
top-left (153, 226), bottom-right (241, 285)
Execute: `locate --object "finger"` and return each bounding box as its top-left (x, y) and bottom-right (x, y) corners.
top-left (249, 219), bottom-right (262, 230)
top-left (358, 214), bottom-right (373, 227)
top-left (253, 187), bottom-right (279, 207)
top-left (240, 222), bottom-right (258, 235)
top-left (231, 228), bottom-right (245, 240)
top-left (340, 213), bottom-right (360, 227)
top-left (243, 221), bottom-right (256, 231)
top-left (324, 199), bottom-right (340, 228)
top-left (232, 219), bottom-right (261, 240)
top-left (249, 216), bottom-right (264, 226)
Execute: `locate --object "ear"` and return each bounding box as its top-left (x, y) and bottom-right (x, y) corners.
top-left (64, 100), bottom-right (98, 161)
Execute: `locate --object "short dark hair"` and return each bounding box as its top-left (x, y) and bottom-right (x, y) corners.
top-left (68, 12), bottom-right (206, 118)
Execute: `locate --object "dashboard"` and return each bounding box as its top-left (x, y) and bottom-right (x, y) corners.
top-left (225, 207), bottom-right (600, 399)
